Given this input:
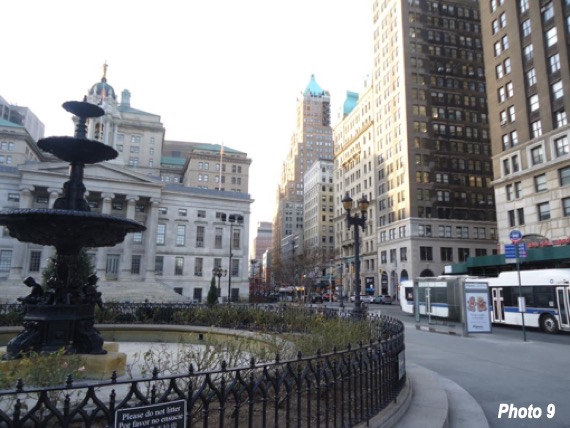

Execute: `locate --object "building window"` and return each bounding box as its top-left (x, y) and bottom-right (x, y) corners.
top-left (215, 227), bottom-right (223, 249)
top-left (523, 44), bottom-right (533, 61)
top-left (441, 247), bottom-right (453, 262)
top-left (112, 202), bottom-right (123, 211)
top-left (135, 204), bottom-right (145, 213)
top-left (546, 27), bottom-right (558, 47)
top-left (197, 210), bottom-right (206, 218)
top-left (232, 228), bottom-right (241, 249)
top-left (531, 120), bottom-right (542, 138)
top-left (420, 246), bottom-right (433, 261)
top-left (438, 225), bottom-right (452, 238)
top-left (549, 53), bottom-right (561, 73)
top-left (555, 111), bottom-right (568, 128)
top-left (560, 166), bottom-right (570, 186)
top-left (132, 231), bottom-right (143, 243)
top-left (178, 208), bottom-right (187, 217)
top-left (503, 158), bottom-right (511, 175)
top-left (517, 208), bottom-right (525, 225)
top-left (563, 198), bottom-right (570, 216)
top-left (555, 136), bottom-right (569, 157)
top-left (456, 226), bottom-right (469, 238)
top-left (193, 258), bottom-right (202, 276)
top-left (521, 19), bottom-right (531, 37)
top-left (7, 193), bottom-right (19, 202)
top-left (515, 181), bottom-right (522, 198)
top-left (506, 184), bottom-right (514, 201)
top-left (156, 223), bottom-right (166, 245)
top-left (526, 68), bottom-right (536, 86)
top-left (231, 258), bottom-right (239, 277)
top-left (176, 225), bottom-right (186, 246)
top-left (36, 196), bottom-right (48, 204)
top-left (508, 105), bottom-right (516, 122)
top-left (196, 226), bottom-right (205, 247)
top-left (29, 250), bottom-right (41, 272)
top-left (175, 257), bottom-right (184, 275)
top-left (512, 155), bottom-right (520, 172)
top-left (158, 207), bottom-right (168, 215)
top-left (529, 94), bottom-right (539, 112)
top-left (508, 210), bottom-right (515, 227)
top-left (531, 146), bottom-right (544, 165)
top-left (155, 256), bottom-right (164, 275)
top-left (400, 247), bottom-right (407, 262)
top-left (131, 255), bottom-right (141, 275)
top-left (534, 174), bottom-right (547, 192)
top-left (552, 81), bottom-right (564, 100)
top-left (458, 248), bottom-right (470, 262)
top-left (537, 202), bottom-right (551, 221)
top-left (0, 250), bottom-right (12, 272)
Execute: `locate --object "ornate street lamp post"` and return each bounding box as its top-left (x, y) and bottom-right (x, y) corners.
top-left (227, 214), bottom-right (244, 304)
top-left (342, 192), bottom-right (369, 319)
top-left (212, 267), bottom-right (227, 302)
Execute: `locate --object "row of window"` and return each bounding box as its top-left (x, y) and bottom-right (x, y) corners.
top-left (154, 224), bottom-right (241, 249)
top-left (0, 142), bottom-right (15, 152)
top-left (198, 162), bottom-right (243, 173)
top-left (17, 249), bottom-right (242, 279)
top-left (377, 245), bottom-right (486, 264)
top-left (379, 225), bottom-right (497, 242)
top-left (502, 136), bottom-right (569, 176)
top-left (507, 197), bottom-right (570, 226)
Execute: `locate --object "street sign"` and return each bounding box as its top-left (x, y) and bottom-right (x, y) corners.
top-left (509, 229), bottom-right (523, 243)
top-left (505, 243), bottom-right (527, 259)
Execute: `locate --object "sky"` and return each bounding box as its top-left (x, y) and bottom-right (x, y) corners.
top-left (2, 1), bottom-right (372, 236)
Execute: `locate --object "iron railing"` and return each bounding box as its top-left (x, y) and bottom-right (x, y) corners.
top-left (0, 304), bottom-right (405, 427)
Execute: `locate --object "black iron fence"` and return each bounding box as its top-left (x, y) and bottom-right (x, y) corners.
top-left (0, 304), bottom-right (405, 428)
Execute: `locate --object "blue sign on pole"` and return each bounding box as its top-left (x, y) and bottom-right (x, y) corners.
top-left (505, 243), bottom-right (527, 259)
top-left (509, 229), bottom-right (523, 243)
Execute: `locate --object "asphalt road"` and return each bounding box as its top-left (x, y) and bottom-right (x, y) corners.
top-left (359, 301), bottom-right (570, 427)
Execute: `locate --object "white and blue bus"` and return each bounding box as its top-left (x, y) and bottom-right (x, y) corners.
top-left (468, 269), bottom-right (570, 334)
top-left (399, 280), bottom-right (414, 315)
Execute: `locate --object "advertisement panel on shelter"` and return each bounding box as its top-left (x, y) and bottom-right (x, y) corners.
top-left (464, 281), bottom-right (491, 333)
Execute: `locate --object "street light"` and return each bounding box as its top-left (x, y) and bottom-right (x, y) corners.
top-left (212, 267), bottom-right (227, 302)
top-left (342, 192), bottom-right (369, 318)
top-left (227, 214), bottom-right (244, 304)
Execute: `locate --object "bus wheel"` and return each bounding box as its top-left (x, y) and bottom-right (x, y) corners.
top-left (540, 315), bottom-right (559, 334)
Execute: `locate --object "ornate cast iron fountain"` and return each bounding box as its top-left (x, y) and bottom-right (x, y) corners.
top-left (0, 101), bottom-right (146, 359)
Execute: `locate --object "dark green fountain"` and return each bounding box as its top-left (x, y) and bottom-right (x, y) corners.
top-left (0, 101), bottom-right (146, 359)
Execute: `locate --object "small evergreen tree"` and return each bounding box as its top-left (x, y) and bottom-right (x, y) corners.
top-left (41, 249), bottom-right (95, 287)
top-left (207, 276), bottom-right (219, 305)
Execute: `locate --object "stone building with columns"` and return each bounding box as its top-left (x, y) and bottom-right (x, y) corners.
top-left (0, 70), bottom-right (253, 303)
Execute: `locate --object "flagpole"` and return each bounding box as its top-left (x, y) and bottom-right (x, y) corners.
top-left (219, 141), bottom-right (224, 191)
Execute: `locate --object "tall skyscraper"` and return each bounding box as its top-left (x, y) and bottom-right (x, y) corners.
top-left (481, 0), bottom-right (570, 245)
top-left (272, 75), bottom-right (334, 261)
top-left (335, 0), bottom-right (498, 297)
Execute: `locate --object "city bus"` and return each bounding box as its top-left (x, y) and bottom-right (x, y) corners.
top-left (399, 281), bottom-right (415, 314)
top-left (467, 269), bottom-right (570, 334)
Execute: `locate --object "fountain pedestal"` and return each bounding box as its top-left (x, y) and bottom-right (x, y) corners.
top-left (5, 304), bottom-right (105, 357)
top-left (0, 100), bottom-right (145, 360)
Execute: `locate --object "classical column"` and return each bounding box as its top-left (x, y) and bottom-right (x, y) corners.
top-left (119, 195), bottom-right (139, 280)
top-left (95, 193), bottom-right (114, 278)
top-left (142, 199), bottom-right (160, 282)
top-left (40, 188), bottom-right (63, 269)
top-left (8, 187), bottom-right (34, 280)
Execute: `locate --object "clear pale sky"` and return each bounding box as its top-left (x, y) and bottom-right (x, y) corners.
top-left (2, 1), bottom-right (372, 236)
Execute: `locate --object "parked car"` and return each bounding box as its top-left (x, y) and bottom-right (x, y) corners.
top-left (350, 295), bottom-right (373, 303)
top-left (372, 295), bottom-right (384, 304)
top-left (310, 293), bottom-right (323, 303)
top-left (322, 292), bottom-right (337, 302)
